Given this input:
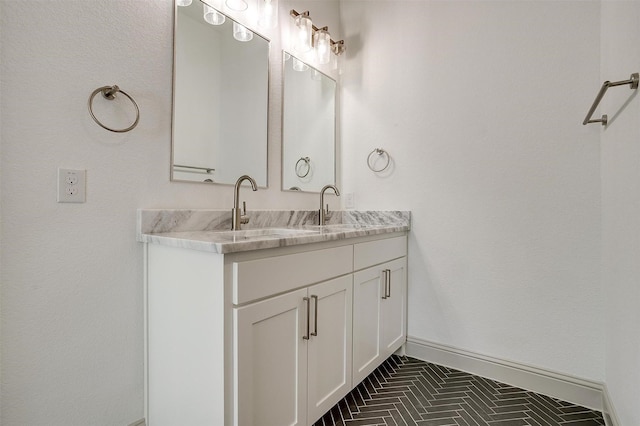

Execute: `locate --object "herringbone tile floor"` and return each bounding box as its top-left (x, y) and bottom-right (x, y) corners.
top-left (313, 356), bottom-right (605, 426)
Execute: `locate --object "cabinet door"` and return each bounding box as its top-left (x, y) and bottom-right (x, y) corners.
top-left (381, 257), bottom-right (407, 359)
top-left (352, 266), bottom-right (383, 385)
top-left (307, 275), bottom-right (353, 424)
top-left (234, 288), bottom-right (308, 426)
top-left (353, 257), bottom-right (408, 385)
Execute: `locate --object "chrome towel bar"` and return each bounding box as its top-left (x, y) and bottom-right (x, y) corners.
top-left (173, 165), bottom-right (215, 174)
top-left (583, 73), bottom-right (638, 126)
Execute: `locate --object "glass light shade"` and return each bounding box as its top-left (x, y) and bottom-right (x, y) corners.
top-left (233, 22), bottom-right (253, 42)
top-left (203, 4), bottom-right (225, 25)
top-left (225, 0), bottom-right (248, 11)
top-left (333, 53), bottom-right (344, 75)
top-left (314, 28), bottom-right (331, 65)
top-left (257, 0), bottom-right (278, 29)
top-left (332, 43), bottom-right (345, 75)
top-left (292, 58), bottom-right (309, 72)
top-left (292, 13), bottom-right (312, 53)
top-left (311, 69), bottom-right (322, 81)
top-left (177, 0), bottom-right (193, 6)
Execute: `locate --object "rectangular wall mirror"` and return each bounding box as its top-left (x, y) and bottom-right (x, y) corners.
top-left (282, 52), bottom-right (337, 193)
top-left (172, 0), bottom-right (269, 186)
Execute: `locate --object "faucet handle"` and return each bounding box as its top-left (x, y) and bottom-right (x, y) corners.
top-left (241, 201), bottom-right (250, 225)
top-left (324, 204), bottom-right (333, 218)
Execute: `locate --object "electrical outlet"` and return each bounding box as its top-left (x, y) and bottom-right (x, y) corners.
top-left (344, 192), bottom-right (355, 209)
top-left (57, 168), bottom-right (86, 203)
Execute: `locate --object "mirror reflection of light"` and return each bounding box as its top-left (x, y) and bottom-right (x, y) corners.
top-left (177, 0), bottom-right (192, 6)
top-left (225, 0), bottom-right (248, 11)
top-left (292, 58), bottom-right (309, 72)
top-left (233, 22), bottom-right (254, 42)
top-left (203, 4), bottom-right (226, 25)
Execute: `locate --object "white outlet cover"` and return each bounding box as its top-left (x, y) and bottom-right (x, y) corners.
top-left (58, 168), bottom-right (86, 203)
top-left (344, 192), bottom-right (355, 209)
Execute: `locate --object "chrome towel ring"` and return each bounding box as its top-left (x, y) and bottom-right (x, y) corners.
top-left (295, 156), bottom-right (311, 178)
top-left (367, 148), bottom-right (390, 172)
top-left (88, 85), bottom-right (140, 133)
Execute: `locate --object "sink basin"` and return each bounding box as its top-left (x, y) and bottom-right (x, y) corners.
top-left (307, 224), bottom-right (365, 231)
top-left (211, 228), bottom-right (320, 240)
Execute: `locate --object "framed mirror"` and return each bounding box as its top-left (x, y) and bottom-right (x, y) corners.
top-left (172, 0), bottom-right (269, 186)
top-left (282, 52), bottom-right (336, 193)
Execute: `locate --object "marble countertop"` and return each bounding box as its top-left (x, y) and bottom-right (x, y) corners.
top-left (137, 210), bottom-right (410, 254)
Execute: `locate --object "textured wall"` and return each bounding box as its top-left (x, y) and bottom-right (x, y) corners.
top-left (0, 0), bottom-right (340, 424)
top-left (2, 0), bottom-right (627, 424)
top-left (339, 0), bottom-right (604, 381)
top-left (601, 1), bottom-right (640, 424)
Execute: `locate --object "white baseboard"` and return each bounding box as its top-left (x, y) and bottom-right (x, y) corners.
top-left (405, 336), bottom-right (604, 411)
top-left (602, 385), bottom-right (621, 426)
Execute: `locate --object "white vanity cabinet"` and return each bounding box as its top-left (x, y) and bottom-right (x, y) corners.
top-left (234, 275), bottom-right (352, 426)
top-left (352, 238), bottom-right (408, 385)
top-left (144, 232), bottom-right (407, 426)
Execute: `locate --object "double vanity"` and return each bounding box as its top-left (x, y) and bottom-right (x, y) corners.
top-left (161, 3), bottom-right (397, 423)
top-left (138, 209), bottom-right (410, 426)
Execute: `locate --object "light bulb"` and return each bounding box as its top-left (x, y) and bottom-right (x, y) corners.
top-left (292, 13), bottom-right (312, 53)
top-left (225, 0), bottom-right (248, 11)
top-left (177, 0), bottom-right (192, 6)
top-left (258, 0), bottom-right (278, 29)
top-left (233, 22), bottom-right (253, 42)
top-left (203, 4), bottom-right (225, 25)
top-left (292, 58), bottom-right (309, 72)
top-left (314, 28), bottom-right (331, 65)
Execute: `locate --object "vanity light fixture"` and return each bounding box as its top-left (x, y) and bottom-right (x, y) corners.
top-left (291, 11), bottom-right (313, 53)
top-left (225, 0), bottom-right (248, 11)
top-left (314, 27), bottom-right (331, 65)
top-left (177, 0), bottom-right (193, 6)
top-left (203, 4), bottom-right (226, 25)
top-left (257, 0), bottom-right (278, 29)
top-left (290, 10), bottom-right (346, 66)
top-left (331, 40), bottom-right (346, 73)
top-left (233, 21), bottom-right (253, 42)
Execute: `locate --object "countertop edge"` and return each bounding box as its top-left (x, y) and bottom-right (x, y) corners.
top-left (139, 225), bottom-right (410, 254)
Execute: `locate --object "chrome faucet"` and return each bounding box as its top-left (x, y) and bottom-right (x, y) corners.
top-left (319, 184), bottom-right (340, 225)
top-left (232, 175), bottom-right (258, 230)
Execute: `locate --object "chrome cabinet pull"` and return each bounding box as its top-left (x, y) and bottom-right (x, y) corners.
top-left (381, 270), bottom-right (388, 300)
top-left (311, 295), bottom-right (318, 337)
top-left (303, 297), bottom-right (310, 340)
top-left (385, 269), bottom-right (392, 298)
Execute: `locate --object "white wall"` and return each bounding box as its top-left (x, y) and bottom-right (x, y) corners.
top-left (0, 1), bottom-right (340, 425)
top-left (5, 0), bottom-right (637, 424)
top-left (340, 0), bottom-right (605, 381)
top-left (601, 1), bottom-right (640, 424)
